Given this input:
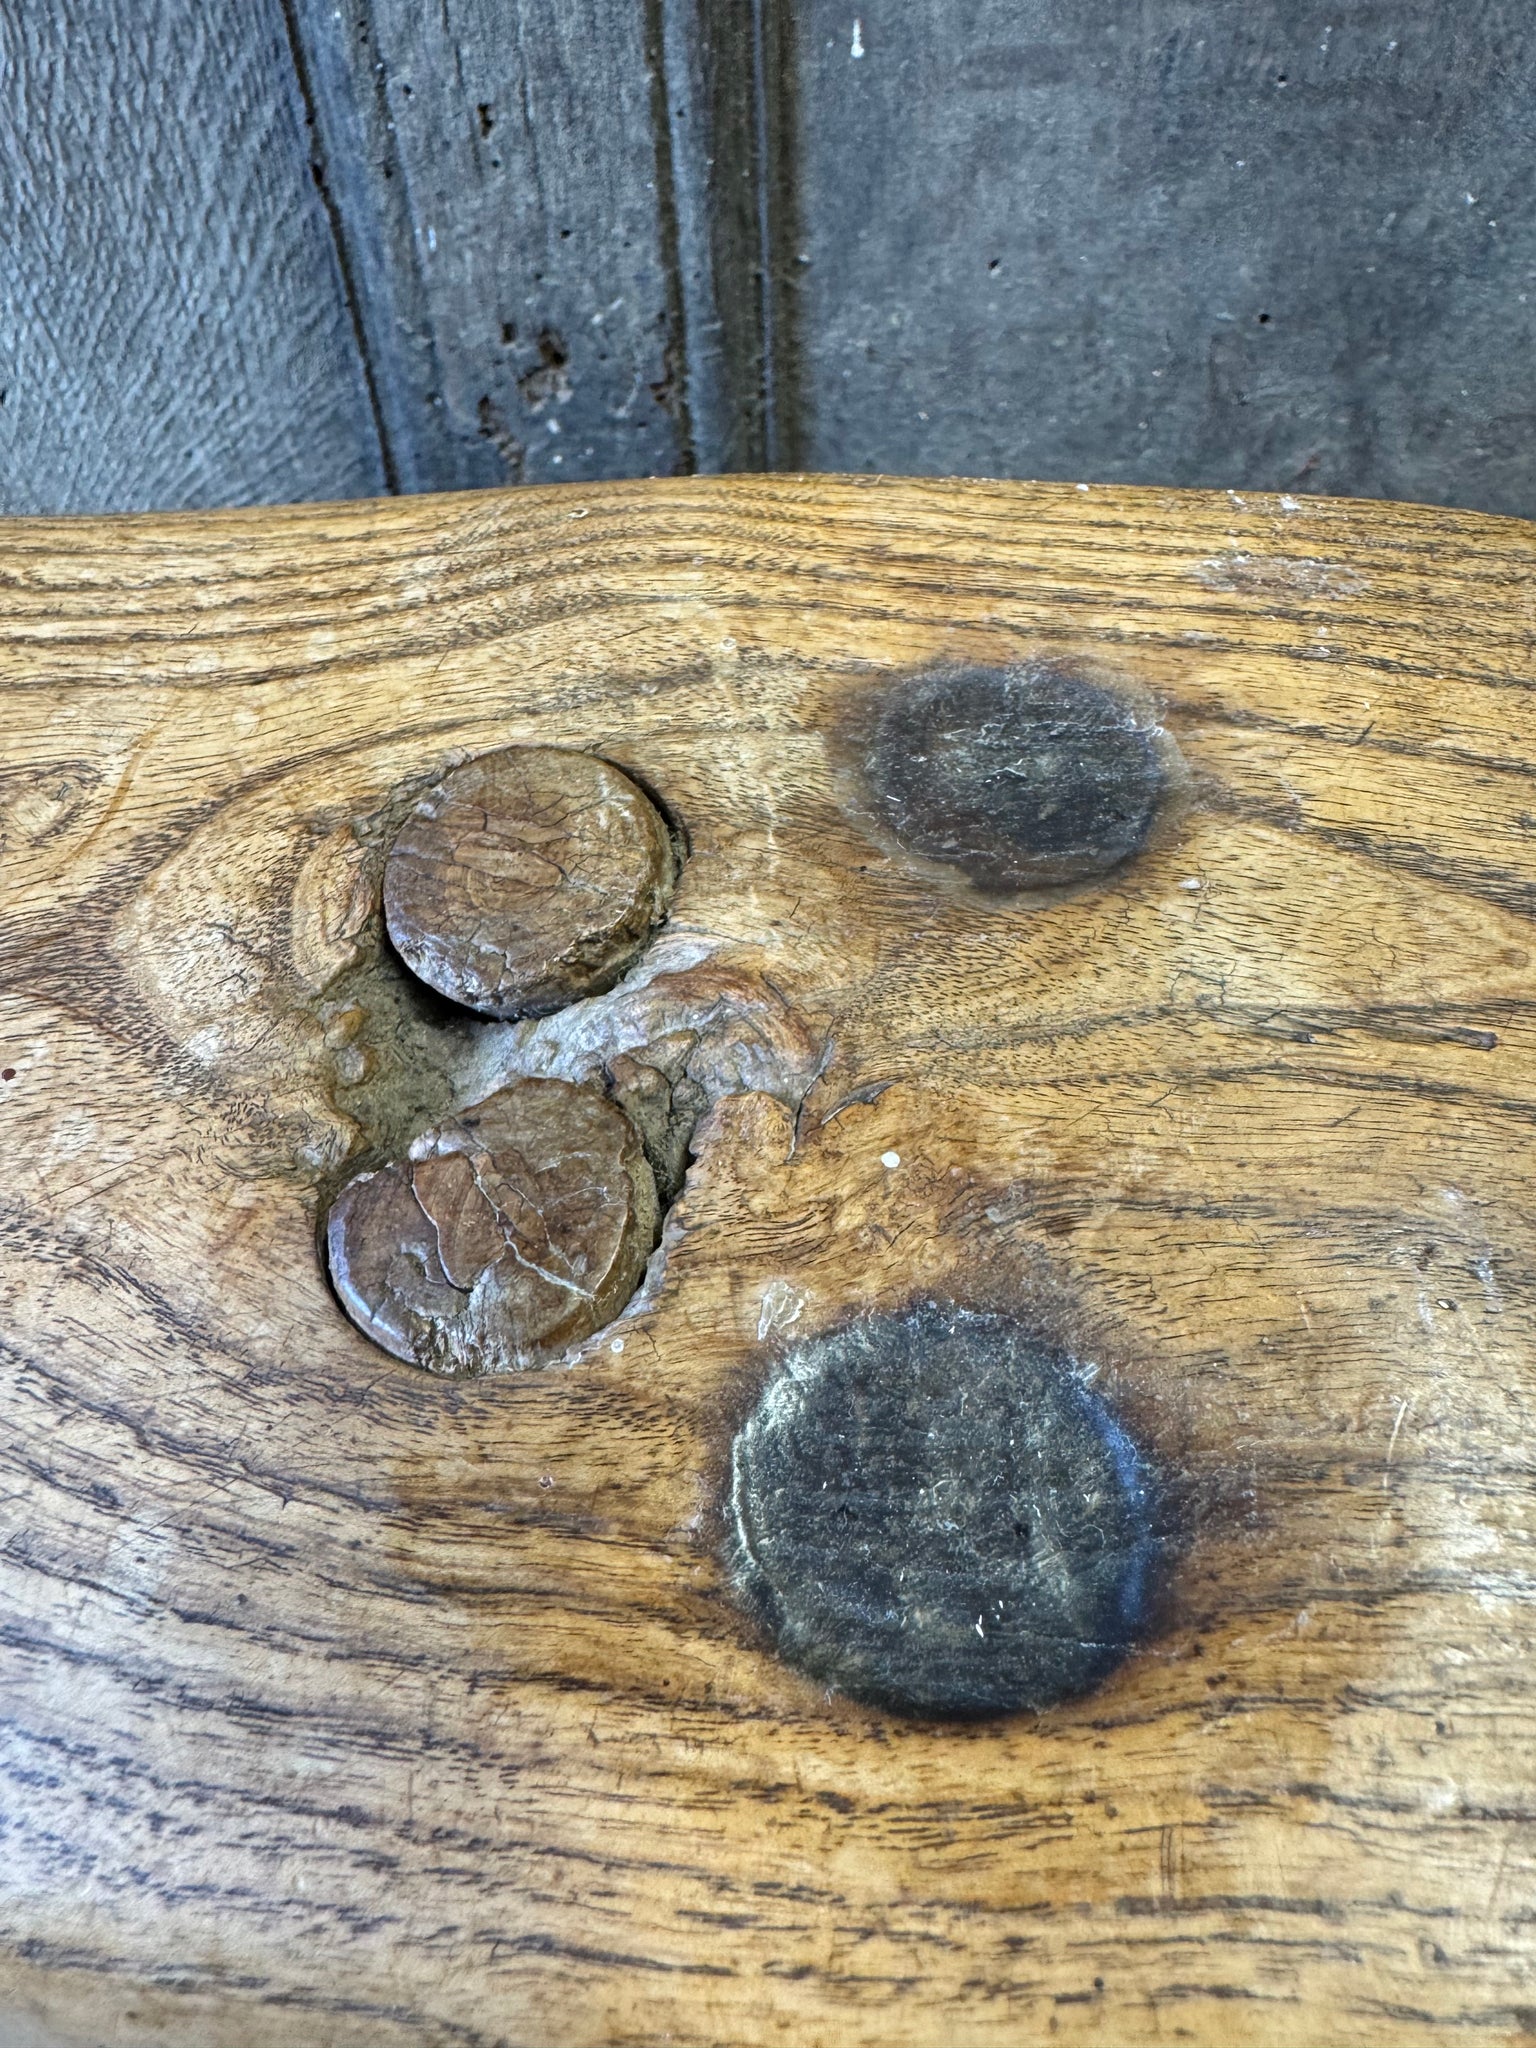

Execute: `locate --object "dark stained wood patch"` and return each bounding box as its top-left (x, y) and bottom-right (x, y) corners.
top-left (728, 1300), bottom-right (1158, 1717)
top-left (865, 662), bottom-right (1167, 890)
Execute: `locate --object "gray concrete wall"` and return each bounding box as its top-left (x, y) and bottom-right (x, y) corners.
top-left (788, 1), bottom-right (1536, 513)
top-left (4, 1), bottom-right (1533, 515)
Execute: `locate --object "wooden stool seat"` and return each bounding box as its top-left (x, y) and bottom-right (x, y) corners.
top-left (2, 475), bottom-right (1533, 2045)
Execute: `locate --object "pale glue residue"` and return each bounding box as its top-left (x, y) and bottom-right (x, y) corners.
top-left (758, 1278), bottom-right (806, 1342)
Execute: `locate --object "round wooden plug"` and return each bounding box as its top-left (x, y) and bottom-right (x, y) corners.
top-left (383, 745), bottom-right (676, 1017)
top-left (866, 662), bottom-right (1167, 890)
top-left (326, 1078), bottom-right (660, 1376)
top-left (728, 1301), bottom-right (1158, 1717)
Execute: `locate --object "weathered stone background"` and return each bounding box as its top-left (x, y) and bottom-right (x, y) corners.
top-left (5, 2), bottom-right (1532, 513)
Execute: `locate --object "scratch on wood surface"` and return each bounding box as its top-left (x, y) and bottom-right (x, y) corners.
top-left (1384, 1395), bottom-right (1414, 1485)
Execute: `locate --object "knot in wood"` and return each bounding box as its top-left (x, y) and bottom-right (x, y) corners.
top-left (867, 662), bottom-right (1166, 890)
top-left (326, 1078), bottom-right (659, 1375)
top-left (727, 1301), bottom-right (1158, 1717)
top-left (384, 746), bottom-right (676, 1016)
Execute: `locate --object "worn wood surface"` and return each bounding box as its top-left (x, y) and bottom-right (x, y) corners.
top-left (0, 1), bottom-right (386, 514)
top-left (2, 474), bottom-right (1536, 2043)
top-left (291, 0), bottom-right (693, 493)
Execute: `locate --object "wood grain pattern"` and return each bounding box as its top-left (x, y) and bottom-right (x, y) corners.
top-left (2, 474), bottom-right (1536, 2044)
top-left (0, 1), bottom-right (386, 514)
top-left (292, 0), bottom-right (693, 492)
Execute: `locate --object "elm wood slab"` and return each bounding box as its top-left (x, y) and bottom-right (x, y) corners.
top-left (0, 475), bottom-right (1534, 2045)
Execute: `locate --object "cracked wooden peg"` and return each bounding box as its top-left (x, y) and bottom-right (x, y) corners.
top-left (325, 1078), bottom-right (659, 1375)
top-left (383, 745), bottom-right (677, 1017)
